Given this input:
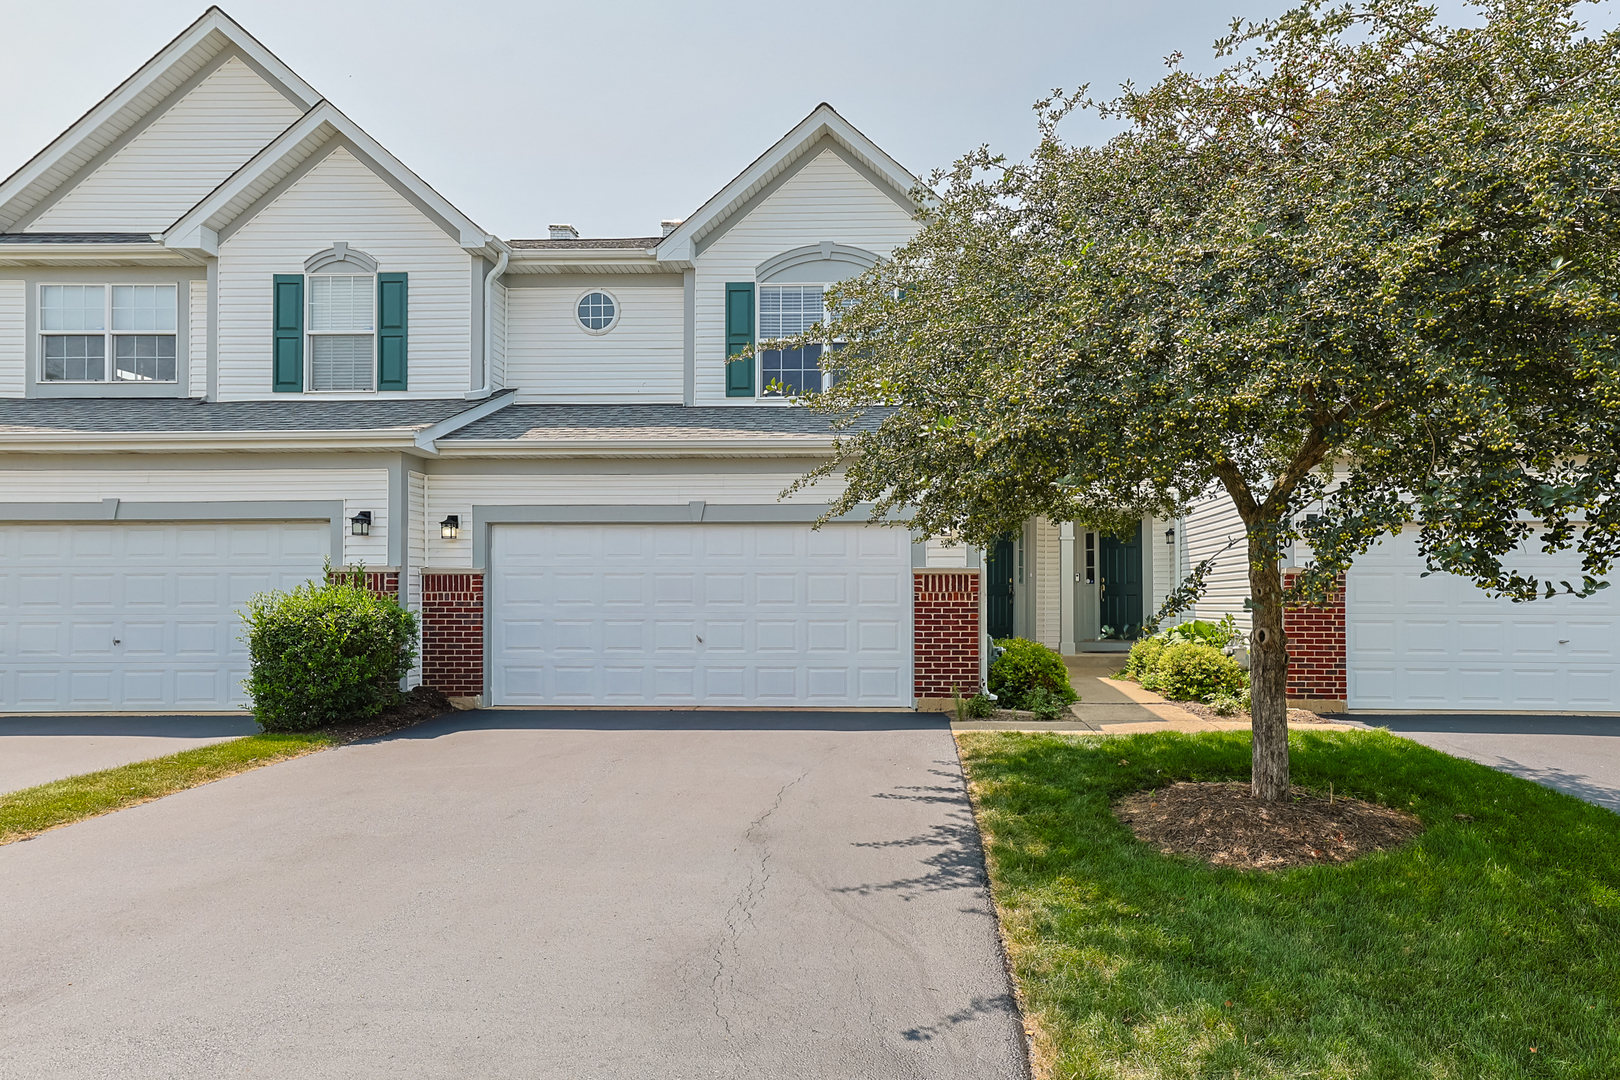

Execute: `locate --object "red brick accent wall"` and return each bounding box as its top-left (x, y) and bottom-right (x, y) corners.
top-left (913, 570), bottom-right (982, 699)
top-left (1283, 570), bottom-right (1346, 700)
top-left (421, 572), bottom-right (485, 697)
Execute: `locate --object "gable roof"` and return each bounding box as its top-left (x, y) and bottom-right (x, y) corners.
top-left (163, 101), bottom-right (498, 255)
top-left (655, 104), bottom-right (923, 263)
top-left (0, 7), bottom-right (319, 233)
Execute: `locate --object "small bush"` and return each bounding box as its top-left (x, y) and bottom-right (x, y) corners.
top-left (1153, 641), bottom-right (1248, 703)
top-left (1124, 637), bottom-right (1165, 679)
top-left (967, 692), bottom-right (997, 719)
top-left (989, 638), bottom-right (1078, 712)
top-left (241, 573), bottom-right (419, 732)
top-left (1023, 685), bottom-right (1071, 721)
top-left (1209, 687), bottom-right (1253, 716)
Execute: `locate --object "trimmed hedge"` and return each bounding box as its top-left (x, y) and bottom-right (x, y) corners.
top-left (990, 637), bottom-right (1079, 713)
top-left (1146, 641), bottom-right (1248, 702)
top-left (240, 574), bottom-right (418, 732)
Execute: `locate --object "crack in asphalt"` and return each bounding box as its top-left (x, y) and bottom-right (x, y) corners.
top-left (709, 762), bottom-right (817, 1058)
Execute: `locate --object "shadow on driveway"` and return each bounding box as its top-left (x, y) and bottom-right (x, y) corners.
top-left (380, 708), bottom-right (950, 740)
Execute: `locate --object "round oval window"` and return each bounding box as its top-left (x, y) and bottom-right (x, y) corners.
top-left (577, 291), bottom-right (617, 333)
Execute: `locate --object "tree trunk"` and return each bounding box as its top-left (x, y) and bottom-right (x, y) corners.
top-left (1247, 526), bottom-right (1290, 801)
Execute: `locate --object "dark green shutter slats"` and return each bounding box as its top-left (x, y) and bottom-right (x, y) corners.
top-left (724, 281), bottom-right (755, 397)
top-left (271, 274), bottom-right (303, 392)
top-left (376, 272), bottom-right (408, 391)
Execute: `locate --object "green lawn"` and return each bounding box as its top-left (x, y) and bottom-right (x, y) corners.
top-left (0, 731), bottom-right (334, 845)
top-left (957, 729), bottom-right (1620, 1080)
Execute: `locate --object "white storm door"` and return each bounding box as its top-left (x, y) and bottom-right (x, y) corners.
top-left (1346, 527), bottom-right (1618, 711)
top-left (490, 522), bottom-right (912, 707)
top-left (0, 522), bottom-right (330, 712)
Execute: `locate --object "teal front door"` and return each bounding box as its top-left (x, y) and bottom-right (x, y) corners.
top-left (1099, 522), bottom-right (1143, 638)
top-left (985, 538), bottom-right (1015, 640)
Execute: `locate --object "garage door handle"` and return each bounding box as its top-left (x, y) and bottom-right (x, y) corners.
top-left (113, 638), bottom-right (121, 645)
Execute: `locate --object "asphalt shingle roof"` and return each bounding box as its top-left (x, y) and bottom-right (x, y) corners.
top-left (506, 237), bottom-right (662, 250)
top-left (0, 233), bottom-right (159, 244)
top-left (0, 397), bottom-right (479, 434)
top-left (444, 404), bottom-right (884, 442)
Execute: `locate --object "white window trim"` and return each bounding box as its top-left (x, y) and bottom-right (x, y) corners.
top-left (305, 272), bottom-right (377, 394)
top-left (37, 282), bottom-right (178, 384)
top-left (574, 288), bottom-right (620, 336)
top-left (756, 283), bottom-right (835, 398)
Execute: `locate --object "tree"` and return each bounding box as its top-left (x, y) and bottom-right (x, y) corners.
top-left (786, 0), bottom-right (1620, 799)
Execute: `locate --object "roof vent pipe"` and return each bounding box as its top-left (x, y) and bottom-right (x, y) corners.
top-left (465, 248), bottom-right (508, 400)
top-left (660, 219), bottom-right (682, 237)
top-left (548, 224), bottom-right (578, 240)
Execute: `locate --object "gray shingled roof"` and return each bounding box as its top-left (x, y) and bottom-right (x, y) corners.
top-left (444, 404), bottom-right (886, 442)
top-left (0, 397), bottom-right (481, 434)
top-left (0, 233), bottom-right (159, 244)
top-left (507, 237), bottom-right (662, 250)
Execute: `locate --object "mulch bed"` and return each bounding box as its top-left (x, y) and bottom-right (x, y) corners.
top-left (318, 686), bottom-right (456, 745)
top-left (1173, 701), bottom-right (1338, 726)
top-left (1115, 781), bottom-right (1424, 869)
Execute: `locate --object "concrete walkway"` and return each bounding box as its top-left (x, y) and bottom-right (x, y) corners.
top-left (0, 715), bottom-right (258, 795)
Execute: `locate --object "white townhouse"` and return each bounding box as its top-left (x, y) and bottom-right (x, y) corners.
top-left (0, 8), bottom-right (1613, 717)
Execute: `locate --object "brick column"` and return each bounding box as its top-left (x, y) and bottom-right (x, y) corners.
top-left (1283, 569), bottom-right (1346, 711)
top-left (913, 569), bottom-right (982, 709)
top-left (421, 571), bottom-right (485, 701)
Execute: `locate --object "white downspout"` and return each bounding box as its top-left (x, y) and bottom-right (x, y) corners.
top-left (465, 248), bottom-right (508, 399)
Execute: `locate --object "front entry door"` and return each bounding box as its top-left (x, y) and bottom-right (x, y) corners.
top-left (985, 538), bottom-right (1015, 640)
top-left (1099, 522), bottom-right (1143, 638)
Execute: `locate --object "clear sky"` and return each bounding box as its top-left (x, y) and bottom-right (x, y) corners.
top-left (1, 1), bottom-right (1614, 240)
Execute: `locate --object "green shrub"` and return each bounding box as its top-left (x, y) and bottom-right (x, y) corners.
top-left (989, 638), bottom-right (1078, 712)
top-left (240, 572), bottom-right (419, 732)
top-left (1209, 687), bottom-right (1253, 716)
top-left (1153, 641), bottom-right (1247, 703)
top-left (1124, 637), bottom-right (1165, 679)
top-left (1023, 685), bottom-right (1071, 721)
top-left (966, 692), bottom-right (997, 719)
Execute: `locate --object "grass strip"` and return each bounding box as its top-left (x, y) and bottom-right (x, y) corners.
top-left (957, 727), bottom-right (1620, 1080)
top-left (0, 731), bottom-right (334, 846)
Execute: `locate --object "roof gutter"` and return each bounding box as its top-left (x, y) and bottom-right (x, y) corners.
top-left (466, 247), bottom-right (509, 400)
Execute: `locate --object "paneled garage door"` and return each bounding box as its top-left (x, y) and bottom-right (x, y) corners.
top-left (1347, 528), bottom-right (1618, 711)
top-left (490, 523), bottom-right (912, 707)
top-left (0, 522), bottom-right (330, 712)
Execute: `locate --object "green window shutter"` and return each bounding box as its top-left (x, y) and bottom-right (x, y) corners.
top-left (724, 281), bottom-right (755, 397)
top-left (377, 272), bottom-right (408, 391)
top-left (271, 274), bottom-right (303, 393)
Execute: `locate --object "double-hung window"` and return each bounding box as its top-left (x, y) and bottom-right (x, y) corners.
top-left (759, 284), bottom-right (837, 396)
top-left (40, 284), bottom-right (177, 382)
top-left (307, 274), bottom-right (375, 391)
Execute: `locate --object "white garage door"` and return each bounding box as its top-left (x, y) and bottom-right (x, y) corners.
top-left (490, 523), bottom-right (912, 707)
top-left (0, 522), bottom-right (330, 712)
top-left (1347, 527), bottom-right (1618, 711)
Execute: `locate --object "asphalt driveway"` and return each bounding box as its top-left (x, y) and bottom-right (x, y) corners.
top-left (1347, 713), bottom-right (1620, 812)
top-left (0, 715), bottom-right (259, 794)
top-left (0, 711), bottom-right (1027, 1080)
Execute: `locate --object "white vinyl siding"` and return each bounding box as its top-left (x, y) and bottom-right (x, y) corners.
top-left (1185, 492), bottom-right (1252, 632)
top-left (505, 284), bottom-right (683, 403)
top-left (1034, 518), bottom-right (1062, 650)
top-left (0, 280), bottom-right (24, 397)
top-left (189, 279), bottom-right (208, 397)
top-left (217, 147), bottom-right (472, 399)
top-left (924, 537), bottom-right (970, 567)
top-left (422, 469), bottom-right (846, 568)
top-left (1149, 515), bottom-right (1174, 614)
top-left (693, 148), bottom-right (919, 405)
top-left (489, 281), bottom-right (507, 389)
top-left (0, 466), bottom-right (390, 567)
top-left (29, 58), bottom-right (303, 233)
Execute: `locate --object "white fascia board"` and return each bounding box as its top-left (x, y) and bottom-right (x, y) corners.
top-left (412, 388), bottom-right (517, 454)
top-left (655, 104), bottom-right (922, 264)
top-left (0, 8), bottom-right (320, 229)
top-left (0, 429), bottom-right (425, 454)
top-left (0, 242), bottom-right (193, 267)
top-left (163, 102), bottom-right (492, 250)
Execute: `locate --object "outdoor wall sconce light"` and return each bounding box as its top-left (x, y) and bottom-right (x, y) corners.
top-left (1165, 527), bottom-right (1176, 545)
top-left (440, 514), bottom-right (460, 540)
top-left (349, 510), bottom-right (372, 537)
